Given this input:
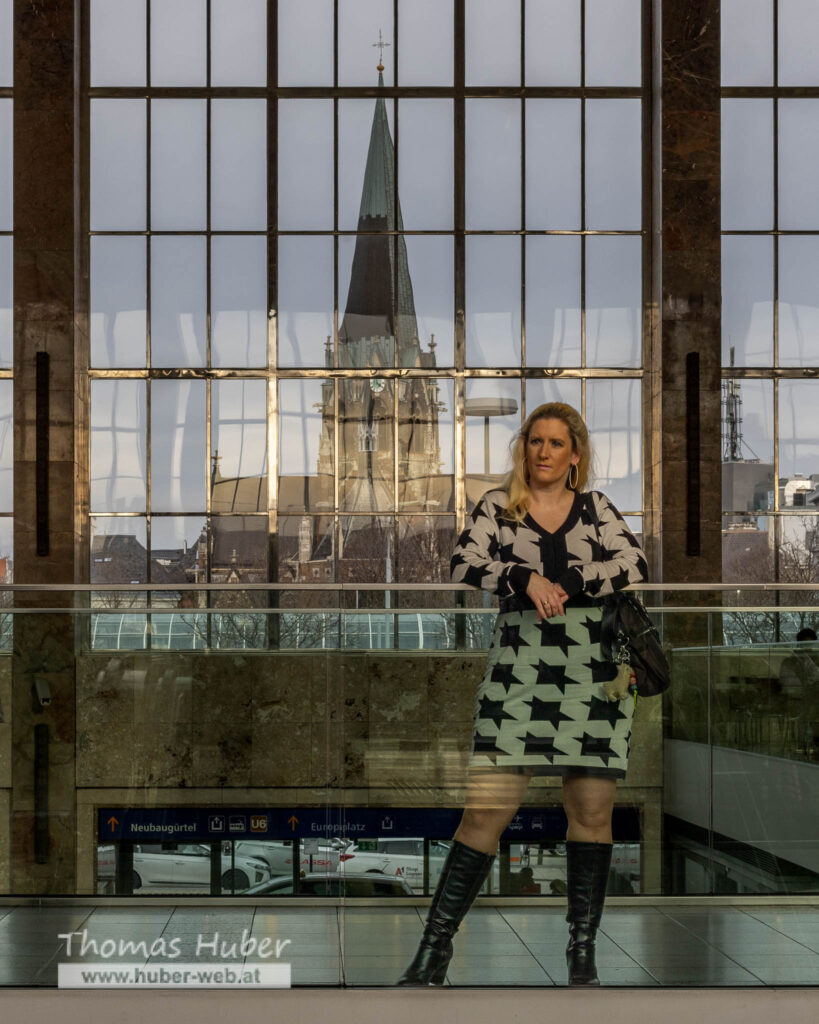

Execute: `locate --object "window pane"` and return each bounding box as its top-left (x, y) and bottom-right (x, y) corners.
top-left (525, 235), bottom-right (581, 367)
top-left (211, 100), bottom-right (266, 231)
top-left (525, 377), bottom-right (582, 416)
top-left (0, 519), bottom-right (10, 586)
top-left (779, 381), bottom-right (819, 481)
top-left (466, 236), bottom-right (521, 367)
top-left (151, 100), bottom-right (206, 230)
top-left (90, 517), bottom-right (147, 585)
top-left (338, 234), bottom-right (398, 369)
top-left (465, 100), bottom-right (521, 229)
top-left (0, 0), bottom-right (11, 86)
top-left (212, 380), bottom-right (268, 513)
top-left (91, 236), bottom-right (147, 368)
top-left (278, 236), bottom-right (333, 368)
top-left (397, 517), bottom-right (457, 582)
top-left (779, 0), bottom-right (819, 85)
top-left (0, 380), bottom-right (10, 512)
top-left (150, 516), bottom-right (205, 587)
top-left (721, 0), bottom-right (773, 86)
top-left (278, 100), bottom-right (333, 230)
top-left (525, 0), bottom-right (580, 85)
top-left (338, 379), bottom-right (395, 512)
top-left (721, 235), bottom-right (773, 367)
top-left (277, 515), bottom-right (335, 583)
top-left (585, 99), bottom-right (641, 230)
top-left (212, 235), bottom-right (268, 368)
top-left (278, 0), bottom-right (333, 87)
top-left (150, 380), bottom-right (206, 512)
top-left (211, 0), bottom-right (267, 86)
top-left (338, 517), bottom-right (394, 582)
top-left (586, 236), bottom-right (642, 367)
top-left (91, 0), bottom-right (146, 86)
top-left (278, 379), bottom-right (334, 513)
top-left (721, 99), bottom-right (773, 230)
top-left (339, 99), bottom-right (396, 231)
top-left (0, 236), bottom-right (10, 368)
top-left (212, 517), bottom-right (267, 582)
top-left (465, 379), bottom-right (521, 497)
top-left (526, 100), bottom-right (581, 230)
top-left (776, 237), bottom-right (819, 368)
top-left (399, 377), bottom-right (454, 513)
top-left (722, 378), bottom-right (774, 511)
top-left (398, 101), bottom-right (453, 229)
top-left (339, 0), bottom-right (394, 87)
top-left (91, 380), bottom-right (147, 512)
top-left (779, 100), bottom-right (819, 230)
top-left (586, 379), bottom-right (642, 512)
top-left (404, 236), bottom-right (455, 368)
top-left (91, 99), bottom-right (146, 230)
top-left (150, 236), bottom-right (206, 368)
top-left (0, 100), bottom-right (9, 231)
top-left (465, 0), bottom-right (520, 86)
top-left (150, 0), bottom-right (206, 86)
top-left (399, 0), bottom-right (453, 86)
top-left (585, 0), bottom-right (641, 87)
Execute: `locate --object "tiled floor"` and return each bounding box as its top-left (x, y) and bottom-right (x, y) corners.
top-left (0, 903), bottom-right (817, 987)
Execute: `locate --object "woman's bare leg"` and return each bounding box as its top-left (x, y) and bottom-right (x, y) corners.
top-left (561, 774), bottom-right (616, 842)
top-left (453, 771), bottom-right (532, 854)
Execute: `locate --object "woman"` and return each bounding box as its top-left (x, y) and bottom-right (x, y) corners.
top-left (398, 402), bottom-right (648, 987)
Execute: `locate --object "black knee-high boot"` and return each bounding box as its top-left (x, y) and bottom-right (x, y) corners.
top-left (565, 840), bottom-right (613, 986)
top-left (396, 839), bottom-right (495, 986)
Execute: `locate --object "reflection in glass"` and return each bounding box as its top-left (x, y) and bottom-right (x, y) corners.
top-left (150, 380), bottom-right (206, 512)
top-left (338, 0), bottom-right (393, 87)
top-left (339, 99), bottom-right (395, 231)
top-left (150, 236), bottom-right (206, 367)
top-left (525, 236), bottom-right (581, 367)
top-left (278, 379), bottom-right (334, 512)
top-left (585, 0), bottom-right (641, 87)
top-left (721, 0), bottom-right (773, 86)
top-left (150, 516), bottom-right (205, 587)
top-left (278, 236), bottom-right (333, 368)
top-left (398, 101), bottom-right (453, 229)
top-left (211, 517), bottom-right (267, 582)
top-left (91, 380), bottom-right (147, 512)
top-left (399, 378), bottom-right (454, 513)
top-left (0, 100), bottom-right (9, 230)
top-left (525, 0), bottom-right (580, 85)
top-left (338, 379), bottom-right (395, 512)
top-left (278, 0), bottom-right (333, 86)
top-left (277, 515), bottom-right (335, 583)
top-left (0, 379), bottom-right (10, 512)
top-left (90, 517), bottom-right (148, 585)
top-left (150, 0), bottom-right (206, 87)
top-left (0, 236), bottom-right (11, 367)
top-left (399, 0), bottom-right (453, 86)
top-left (779, 0), bottom-right (819, 86)
top-left (586, 236), bottom-right (642, 367)
top-left (526, 100), bottom-right (581, 230)
top-left (90, 0), bottom-right (146, 87)
top-left (0, 0), bottom-right (11, 87)
top-left (338, 516), bottom-right (394, 582)
top-left (0, 517), bottom-right (11, 583)
top-left (278, 100), bottom-right (333, 230)
top-left (90, 99), bottom-right (146, 230)
top-left (212, 380), bottom-right (267, 513)
top-left (151, 100), bottom-right (206, 230)
top-left (779, 101), bottom-right (819, 230)
top-left (465, 100), bottom-right (521, 229)
top-left (525, 378), bottom-right (582, 419)
top-left (586, 379), bottom-right (642, 512)
top-left (722, 236), bottom-right (773, 367)
top-left (211, 100), bottom-right (266, 230)
top-left (585, 99), bottom-right (641, 229)
top-left (776, 237), bottom-right (819, 368)
top-left (466, 236), bottom-right (521, 367)
top-left (465, 379), bottom-right (521, 500)
top-left (779, 381), bottom-right (819, 481)
top-left (211, 0), bottom-right (267, 86)
top-left (404, 236), bottom-right (454, 367)
top-left (91, 237), bottom-right (147, 368)
top-left (721, 99), bottom-right (774, 230)
top-left (465, 0), bottom-right (520, 86)
top-left (211, 235), bottom-right (267, 368)
top-left (722, 379), bottom-right (774, 514)
top-left (397, 517), bottom-right (457, 583)
top-left (337, 234), bottom-right (394, 370)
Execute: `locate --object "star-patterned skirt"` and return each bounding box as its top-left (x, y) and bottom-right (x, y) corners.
top-left (469, 603), bottom-right (634, 779)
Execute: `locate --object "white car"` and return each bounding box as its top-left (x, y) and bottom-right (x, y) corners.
top-left (243, 871), bottom-right (415, 897)
top-left (229, 839), bottom-right (345, 876)
top-left (124, 843), bottom-right (271, 892)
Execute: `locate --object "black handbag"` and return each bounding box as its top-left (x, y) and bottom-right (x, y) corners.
top-left (584, 494), bottom-right (671, 698)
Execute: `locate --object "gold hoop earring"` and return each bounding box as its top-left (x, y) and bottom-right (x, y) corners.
top-left (568, 464), bottom-right (579, 490)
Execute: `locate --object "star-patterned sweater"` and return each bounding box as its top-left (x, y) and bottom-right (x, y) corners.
top-left (450, 488), bottom-right (649, 608)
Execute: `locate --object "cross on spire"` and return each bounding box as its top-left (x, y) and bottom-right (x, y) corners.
top-left (372, 28), bottom-right (391, 72)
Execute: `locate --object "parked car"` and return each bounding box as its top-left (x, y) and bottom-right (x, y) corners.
top-left (243, 871), bottom-right (414, 897)
top-left (96, 842), bottom-right (271, 892)
top-left (229, 839), bottom-right (345, 875)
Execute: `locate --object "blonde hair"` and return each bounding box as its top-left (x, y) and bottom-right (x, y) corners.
top-left (501, 403), bottom-right (592, 522)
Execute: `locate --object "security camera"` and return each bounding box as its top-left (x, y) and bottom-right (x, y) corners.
top-left (33, 677), bottom-right (51, 707)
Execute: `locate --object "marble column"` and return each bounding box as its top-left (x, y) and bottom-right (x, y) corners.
top-left (11, 0), bottom-right (81, 892)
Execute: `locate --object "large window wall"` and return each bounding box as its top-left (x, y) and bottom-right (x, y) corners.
top-left (0, 0), bottom-right (12, 601)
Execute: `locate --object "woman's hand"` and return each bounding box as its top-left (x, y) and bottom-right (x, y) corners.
top-left (525, 573), bottom-right (569, 620)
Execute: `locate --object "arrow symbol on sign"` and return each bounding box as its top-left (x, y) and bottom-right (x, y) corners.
top-left (107, 816), bottom-right (119, 831)
top-left (288, 815), bottom-right (298, 831)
